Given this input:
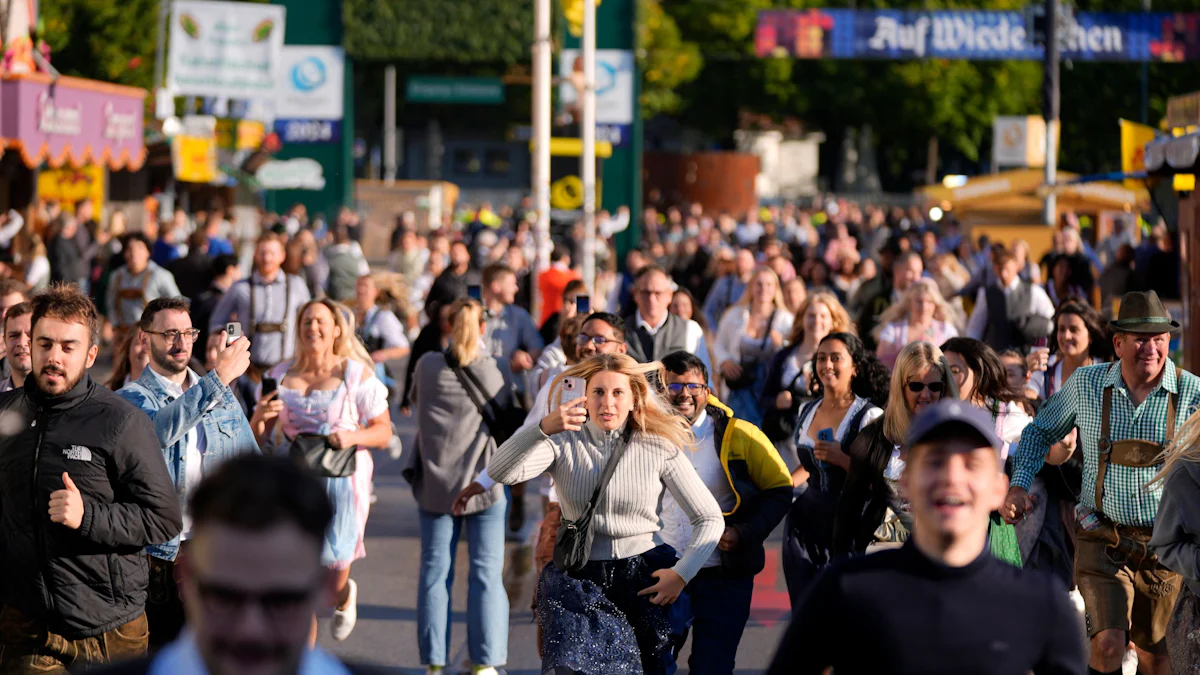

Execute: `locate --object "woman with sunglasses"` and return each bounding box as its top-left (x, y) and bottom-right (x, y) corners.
top-left (781, 332), bottom-right (889, 605)
top-left (833, 341), bottom-right (955, 556)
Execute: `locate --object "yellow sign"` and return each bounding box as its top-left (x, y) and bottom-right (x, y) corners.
top-left (1120, 119), bottom-right (1158, 190)
top-left (172, 136), bottom-right (218, 183)
top-left (551, 175), bottom-right (584, 210)
top-left (37, 165), bottom-right (104, 217)
top-left (215, 119), bottom-right (266, 151)
top-left (561, 0), bottom-right (601, 38)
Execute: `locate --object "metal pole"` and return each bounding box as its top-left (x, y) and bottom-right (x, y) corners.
top-left (581, 0), bottom-right (597, 296)
top-left (1042, 0), bottom-right (1060, 227)
top-left (1141, 0), bottom-right (1151, 124)
top-left (384, 66), bottom-right (397, 185)
top-left (532, 0), bottom-right (553, 322)
top-left (153, 0), bottom-right (170, 119)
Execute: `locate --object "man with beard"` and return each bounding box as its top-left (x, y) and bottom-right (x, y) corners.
top-left (0, 283), bottom-right (181, 672)
top-left (93, 456), bottom-right (386, 675)
top-left (0, 278), bottom-right (29, 380)
top-left (118, 297), bottom-right (260, 648)
top-left (0, 301), bottom-right (32, 392)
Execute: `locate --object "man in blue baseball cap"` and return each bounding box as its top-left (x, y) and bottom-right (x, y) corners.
top-left (768, 401), bottom-right (1085, 675)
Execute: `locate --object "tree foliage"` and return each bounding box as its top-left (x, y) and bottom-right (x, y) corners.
top-left (40, 0), bottom-right (160, 90)
top-left (638, 0), bottom-right (703, 118)
top-left (344, 0), bottom-right (532, 64)
top-left (659, 0), bottom-right (1200, 189)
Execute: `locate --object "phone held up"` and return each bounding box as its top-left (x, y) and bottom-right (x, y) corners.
top-left (261, 377), bottom-right (278, 399)
top-left (559, 376), bottom-right (589, 410)
top-left (225, 322), bottom-right (243, 346)
top-left (575, 295), bottom-right (591, 315)
top-left (817, 428), bottom-right (835, 443)
top-left (467, 285), bottom-right (482, 301)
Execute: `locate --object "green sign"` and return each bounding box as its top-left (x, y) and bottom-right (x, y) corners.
top-left (406, 76), bottom-right (505, 104)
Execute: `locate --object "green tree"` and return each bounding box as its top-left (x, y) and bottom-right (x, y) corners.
top-left (40, 0), bottom-right (159, 89)
top-left (344, 0), bottom-right (532, 64)
top-left (638, 0), bottom-right (703, 118)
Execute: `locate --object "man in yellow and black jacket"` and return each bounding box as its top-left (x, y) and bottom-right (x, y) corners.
top-left (660, 351), bottom-right (793, 675)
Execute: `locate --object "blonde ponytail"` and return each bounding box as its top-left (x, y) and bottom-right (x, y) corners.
top-left (449, 298), bottom-right (485, 366)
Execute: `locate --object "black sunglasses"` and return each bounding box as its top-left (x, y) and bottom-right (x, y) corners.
top-left (906, 381), bottom-right (945, 394)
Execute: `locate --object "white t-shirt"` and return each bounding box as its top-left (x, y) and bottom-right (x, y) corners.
top-left (659, 410), bottom-right (735, 568)
top-left (148, 368), bottom-right (210, 541)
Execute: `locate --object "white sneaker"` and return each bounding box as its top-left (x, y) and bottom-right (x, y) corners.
top-left (331, 579), bottom-right (358, 640)
top-left (472, 668), bottom-right (499, 675)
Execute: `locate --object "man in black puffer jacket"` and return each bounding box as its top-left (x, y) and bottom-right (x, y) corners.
top-left (0, 284), bottom-right (181, 673)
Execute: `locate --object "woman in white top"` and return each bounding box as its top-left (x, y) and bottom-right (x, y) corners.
top-left (872, 278), bottom-right (960, 369)
top-left (1026, 299), bottom-right (1112, 401)
top-left (940, 337), bottom-right (1032, 448)
top-left (714, 266), bottom-right (794, 428)
top-left (760, 292), bottom-right (852, 469)
top-left (781, 332), bottom-right (889, 605)
top-left (24, 234), bottom-right (50, 290)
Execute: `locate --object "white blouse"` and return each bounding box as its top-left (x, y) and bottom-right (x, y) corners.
top-left (714, 306), bottom-right (795, 366)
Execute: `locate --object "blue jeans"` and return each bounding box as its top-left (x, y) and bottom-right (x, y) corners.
top-left (670, 568), bottom-right (755, 675)
top-left (417, 498), bottom-right (509, 667)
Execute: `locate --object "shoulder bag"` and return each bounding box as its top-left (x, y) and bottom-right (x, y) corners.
top-left (726, 310), bottom-right (777, 390)
top-left (447, 351), bottom-right (525, 446)
top-left (554, 426), bottom-right (634, 571)
top-left (288, 363), bottom-right (358, 478)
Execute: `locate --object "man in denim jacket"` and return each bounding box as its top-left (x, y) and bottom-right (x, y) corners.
top-left (118, 297), bottom-right (260, 648)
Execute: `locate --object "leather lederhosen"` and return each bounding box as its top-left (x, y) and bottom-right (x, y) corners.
top-left (246, 276), bottom-right (292, 369)
top-left (115, 268), bottom-right (154, 329)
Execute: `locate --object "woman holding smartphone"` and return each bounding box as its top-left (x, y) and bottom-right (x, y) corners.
top-left (487, 354), bottom-right (723, 675)
top-left (1025, 299), bottom-right (1110, 401)
top-left (782, 332), bottom-right (888, 605)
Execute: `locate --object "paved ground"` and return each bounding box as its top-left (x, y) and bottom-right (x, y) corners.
top-left (312, 414), bottom-right (790, 674)
top-left (88, 355), bottom-right (788, 673)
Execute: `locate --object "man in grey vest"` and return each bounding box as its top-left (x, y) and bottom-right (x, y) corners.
top-left (965, 248), bottom-right (1055, 352)
top-left (323, 225), bottom-right (369, 302)
top-left (625, 264), bottom-right (712, 381)
top-left (207, 233), bottom-right (311, 370)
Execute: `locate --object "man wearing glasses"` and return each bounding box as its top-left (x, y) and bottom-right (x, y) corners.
top-left (660, 351), bottom-right (793, 675)
top-left (626, 265), bottom-right (712, 385)
top-left (118, 297), bottom-right (260, 648)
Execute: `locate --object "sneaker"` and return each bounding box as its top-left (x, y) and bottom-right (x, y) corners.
top-left (424, 668), bottom-right (443, 675)
top-left (331, 579), bottom-right (358, 640)
top-left (472, 667), bottom-right (500, 675)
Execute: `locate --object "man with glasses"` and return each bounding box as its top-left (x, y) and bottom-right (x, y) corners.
top-left (626, 265), bottom-right (711, 381)
top-left (118, 297), bottom-right (260, 648)
top-left (660, 351), bottom-right (792, 675)
top-left (93, 455), bottom-right (383, 675)
top-left (576, 311), bottom-right (629, 359)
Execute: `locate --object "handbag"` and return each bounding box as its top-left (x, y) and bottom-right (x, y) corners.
top-left (447, 351), bottom-right (525, 446)
top-left (554, 426), bottom-right (633, 572)
top-left (286, 364), bottom-right (358, 478)
top-left (726, 310), bottom-right (776, 390)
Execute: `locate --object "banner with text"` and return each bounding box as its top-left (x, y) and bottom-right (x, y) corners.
top-left (168, 0), bottom-right (286, 100)
top-left (755, 9), bottom-right (1200, 62)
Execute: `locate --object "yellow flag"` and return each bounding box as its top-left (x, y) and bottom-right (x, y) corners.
top-left (1120, 119), bottom-right (1157, 190)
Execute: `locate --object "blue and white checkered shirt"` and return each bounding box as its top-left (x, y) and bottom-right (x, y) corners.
top-left (1012, 360), bottom-right (1200, 527)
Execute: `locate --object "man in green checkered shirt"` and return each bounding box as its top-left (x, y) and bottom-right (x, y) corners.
top-left (1005, 291), bottom-right (1197, 675)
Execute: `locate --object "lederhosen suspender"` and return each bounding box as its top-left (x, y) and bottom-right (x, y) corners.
top-left (247, 276), bottom-right (292, 337)
top-left (116, 268), bottom-right (155, 327)
top-left (1095, 364), bottom-right (1177, 516)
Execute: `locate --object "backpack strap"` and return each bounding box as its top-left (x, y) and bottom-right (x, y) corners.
top-left (841, 400), bottom-right (874, 451)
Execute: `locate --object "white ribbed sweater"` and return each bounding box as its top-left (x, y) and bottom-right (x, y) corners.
top-left (488, 420), bottom-right (723, 582)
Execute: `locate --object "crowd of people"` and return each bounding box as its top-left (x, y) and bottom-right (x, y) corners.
top-left (0, 194), bottom-right (1195, 675)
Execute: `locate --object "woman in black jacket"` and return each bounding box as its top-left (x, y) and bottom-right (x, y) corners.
top-left (833, 341), bottom-right (956, 556)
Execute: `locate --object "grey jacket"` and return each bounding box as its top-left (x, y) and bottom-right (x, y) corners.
top-left (405, 350), bottom-right (512, 515)
top-left (1150, 460), bottom-right (1200, 598)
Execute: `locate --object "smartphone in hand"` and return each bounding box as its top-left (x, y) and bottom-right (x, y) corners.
top-left (817, 428), bottom-right (835, 443)
top-left (225, 322), bottom-right (243, 346)
top-left (261, 377), bottom-right (277, 399)
top-left (467, 285), bottom-right (482, 301)
top-left (559, 376), bottom-right (589, 409)
top-left (575, 295), bottom-right (591, 314)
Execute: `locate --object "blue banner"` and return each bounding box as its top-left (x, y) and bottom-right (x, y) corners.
top-left (755, 9), bottom-right (1200, 62)
top-left (274, 119), bottom-right (342, 144)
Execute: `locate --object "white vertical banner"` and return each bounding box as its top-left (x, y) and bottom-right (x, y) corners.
top-left (276, 46), bottom-right (345, 120)
top-left (167, 0), bottom-right (286, 101)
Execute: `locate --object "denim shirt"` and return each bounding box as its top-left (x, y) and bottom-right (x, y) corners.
top-left (119, 368), bottom-right (260, 560)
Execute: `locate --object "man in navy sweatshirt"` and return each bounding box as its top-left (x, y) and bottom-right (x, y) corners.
top-left (767, 401), bottom-right (1086, 675)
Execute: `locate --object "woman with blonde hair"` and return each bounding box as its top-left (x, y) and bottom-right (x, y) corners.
top-left (834, 341), bottom-right (956, 555)
top-left (404, 298), bottom-right (513, 675)
top-left (1150, 413), bottom-right (1200, 671)
top-left (872, 278), bottom-right (960, 369)
top-left (488, 353), bottom-right (722, 674)
top-left (355, 272), bottom-right (411, 398)
top-left (251, 297), bottom-right (392, 643)
top-left (714, 266), bottom-right (795, 426)
top-left (760, 292), bottom-right (853, 467)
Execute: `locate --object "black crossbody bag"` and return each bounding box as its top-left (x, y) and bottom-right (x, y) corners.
top-left (288, 367), bottom-right (357, 478)
top-left (554, 426), bottom-right (634, 571)
top-left (446, 351), bottom-right (525, 446)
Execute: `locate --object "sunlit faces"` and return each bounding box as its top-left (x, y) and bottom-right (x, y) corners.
top-left (803, 301), bottom-right (834, 343)
top-left (586, 370), bottom-right (634, 431)
top-left (998, 353), bottom-right (1029, 396)
top-left (4, 312), bottom-right (31, 376)
top-left (910, 288), bottom-right (937, 324)
top-left (145, 309), bottom-right (195, 376)
top-left (634, 270), bottom-right (673, 326)
top-left (125, 238), bottom-right (151, 274)
top-left (892, 256), bottom-right (923, 294)
top-left (1114, 332), bottom-right (1169, 384)
top-left (577, 319), bottom-right (626, 358)
top-left (901, 438), bottom-right (1007, 542)
top-left (944, 351), bottom-right (975, 402)
top-left (903, 366), bottom-right (943, 415)
top-left (815, 338), bottom-right (855, 392)
top-left (254, 239), bottom-right (286, 278)
top-left (298, 303), bottom-right (342, 355)
top-left (1056, 313), bottom-right (1090, 359)
top-left (669, 291), bottom-right (694, 322)
top-left (32, 317), bottom-right (98, 395)
top-left (749, 268), bottom-right (778, 306)
top-left (664, 367), bottom-right (707, 424)
top-left (355, 276), bottom-right (379, 310)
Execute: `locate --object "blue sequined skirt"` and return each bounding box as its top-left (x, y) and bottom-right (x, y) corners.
top-left (537, 545), bottom-right (677, 675)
